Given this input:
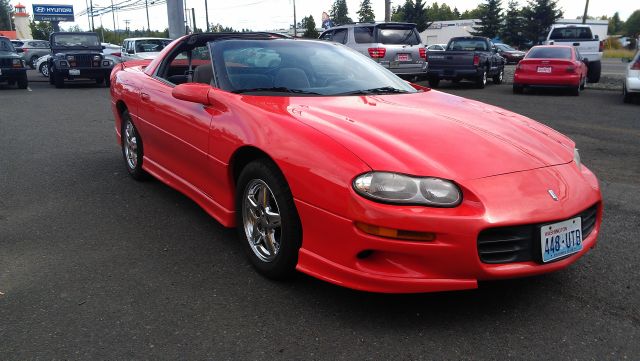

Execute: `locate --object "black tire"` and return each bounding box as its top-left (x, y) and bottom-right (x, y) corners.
top-left (48, 66), bottom-right (55, 84)
top-left (104, 75), bottom-right (111, 88)
top-left (623, 83), bottom-right (633, 103)
top-left (580, 76), bottom-right (586, 90)
top-left (476, 69), bottom-right (487, 89)
top-left (571, 85), bottom-right (580, 96)
top-left (7, 79), bottom-right (15, 86)
top-left (29, 55), bottom-right (39, 69)
top-left (39, 62), bottom-right (49, 77)
top-left (451, 78), bottom-right (461, 84)
top-left (236, 159), bottom-right (302, 280)
top-left (513, 84), bottom-right (523, 94)
top-left (17, 74), bottom-right (28, 89)
top-left (428, 77), bottom-right (440, 88)
top-left (493, 67), bottom-right (504, 84)
top-left (121, 110), bottom-right (148, 180)
top-left (587, 60), bottom-right (601, 83)
top-left (54, 71), bottom-right (64, 88)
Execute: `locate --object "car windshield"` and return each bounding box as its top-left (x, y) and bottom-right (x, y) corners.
top-left (376, 26), bottom-right (420, 45)
top-left (135, 39), bottom-right (172, 53)
top-left (447, 39), bottom-right (487, 51)
top-left (497, 44), bottom-right (516, 51)
top-left (53, 34), bottom-right (101, 48)
top-left (0, 38), bottom-right (15, 52)
top-left (549, 27), bottom-right (593, 40)
top-left (527, 47), bottom-right (572, 59)
top-left (210, 39), bottom-right (417, 96)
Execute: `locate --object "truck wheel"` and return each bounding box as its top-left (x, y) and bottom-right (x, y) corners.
top-left (476, 70), bottom-right (487, 89)
top-left (49, 67), bottom-right (55, 84)
top-left (493, 67), bottom-right (504, 84)
top-left (104, 76), bottom-right (111, 87)
top-left (54, 72), bottom-right (65, 88)
top-left (587, 60), bottom-right (601, 83)
top-left (17, 74), bottom-right (28, 89)
top-left (428, 77), bottom-right (440, 88)
top-left (513, 84), bottom-right (524, 94)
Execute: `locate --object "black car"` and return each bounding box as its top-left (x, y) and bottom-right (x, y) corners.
top-left (0, 36), bottom-right (28, 89)
top-left (48, 32), bottom-right (114, 88)
top-left (426, 36), bottom-right (505, 88)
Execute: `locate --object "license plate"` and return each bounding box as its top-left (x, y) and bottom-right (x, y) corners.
top-left (537, 66), bottom-right (552, 73)
top-left (541, 217), bottom-right (582, 263)
top-left (397, 54), bottom-right (411, 62)
top-left (389, 61), bottom-right (399, 68)
top-left (69, 69), bottom-right (80, 76)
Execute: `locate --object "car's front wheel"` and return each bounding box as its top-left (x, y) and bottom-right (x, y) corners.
top-left (493, 67), bottom-right (504, 84)
top-left (237, 160), bottom-right (302, 279)
top-left (121, 111), bottom-right (147, 180)
top-left (40, 62), bottom-right (49, 77)
top-left (476, 69), bottom-right (487, 88)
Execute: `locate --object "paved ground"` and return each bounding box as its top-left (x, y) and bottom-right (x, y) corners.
top-left (1, 80), bottom-right (639, 359)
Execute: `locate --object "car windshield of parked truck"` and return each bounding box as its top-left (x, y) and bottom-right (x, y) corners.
top-left (376, 26), bottom-right (420, 45)
top-left (527, 47), bottom-right (572, 59)
top-left (135, 39), bottom-right (172, 53)
top-left (447, 39), bottom-right (487, 51)
top-left (549, 27), bottom-right (593, 40)
top-left (53, 34), bottom-right (100, 48)
top-left (212, 39), bottom-right (417, 96)
top-left (0, 38), bottom-right (15, 52)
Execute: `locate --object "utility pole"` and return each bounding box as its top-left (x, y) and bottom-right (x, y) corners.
top-left (89, 0), bottom-right (95, 31)
top-left (124, 19), bottom-right (130, 35)
top-left (581, 0), bottom-right (589, 24)
top-left (184, 0), bottom-right (189, 33)
top-left (292, 0), bottom-right (296, 37)
top-left (191, 8), bottom-right (196, 33)
top-left (204, 0), bottom-right (209, 32)
top-left (145, 0), bottom-right (151, 34)
top-left (111, 0), bottom-right (117, 43)
top-left (85, 0), bottom-right (91, 30)
top-left (385, 0), bottom-right (390, 22)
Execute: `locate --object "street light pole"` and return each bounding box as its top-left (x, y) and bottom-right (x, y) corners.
top-left (89, 0), bottom-right (95, 31)
top-left (204, 0), bottom-right (209, 32)
top-left (111, 0), bottom-right (117, 43)
top-left (292, 0), bottom-right (296, 37)
top-left (145, 0), bottom-right (151, 34)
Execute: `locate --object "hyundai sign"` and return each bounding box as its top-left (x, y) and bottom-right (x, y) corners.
top-left (32, 4), bottom-right (74, 22)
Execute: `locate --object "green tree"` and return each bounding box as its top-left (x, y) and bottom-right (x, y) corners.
top-left (608, 12), bottom-right (624, 35)
top-left (472, 0), bottom-right (502, 38)
top-left (0, 0), bottom-right (13, 31)
top-left (427, 2), bottom-right (458, 21)
top-left (357, 0), bottom-right (375, 22)
top-left (460, 6), bottom-right (484, 20)
top-left (301, 15), bottom-right (319, 38)
top-left (501, 0), bottom-right (525, 46)
top-left (453, 7), bottom-right (461, 19)
top-left (330, 0), bottom-right (352, 26)
top-left (521, 0), bottom-right (562, 44)
top-left (626, 10), bottom-right (640, 37)
top-left (390, 5), bottom-right (404, 22)
top-left (29, 21), bottom-right (55, 40)
top-left (398, 0), bottom-right (427, 31)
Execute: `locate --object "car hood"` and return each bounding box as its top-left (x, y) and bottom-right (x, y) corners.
top-left (275, 90), bottom-right (575, 180)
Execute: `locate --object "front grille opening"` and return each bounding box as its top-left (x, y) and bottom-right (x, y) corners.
top-left (477, 203), bottom-right (599, 264)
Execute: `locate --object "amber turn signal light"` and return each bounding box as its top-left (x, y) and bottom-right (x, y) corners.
top-left (355, 222), bottom-right (436, 242)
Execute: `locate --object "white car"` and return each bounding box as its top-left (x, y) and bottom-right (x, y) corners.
top-left (623, 50), bottom-right (640, 103)
top-left (36, 53), bottom-right (122, 77)
top-left (121, 37), bottom-right (172, 61)
top-left (426, 43), bottom-right (447, 51)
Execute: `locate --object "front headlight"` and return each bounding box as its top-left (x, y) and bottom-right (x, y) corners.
top-left (66, 55), bottom-right (75, 61)
top-left (353, 172), bottom-right (462, 207)
top-left (93, 55), bottom-right (101, 61)
top-left (573, 148), bottom-right (581, 170)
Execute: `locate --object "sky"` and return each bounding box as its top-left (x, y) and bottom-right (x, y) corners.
top-left (9, 0), bottom-right (639, 35)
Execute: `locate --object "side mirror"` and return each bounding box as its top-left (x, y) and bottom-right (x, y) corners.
top-left (172, 83), bottom-right (212, 105)
top-left (15, 48), bottom-right (24, 53)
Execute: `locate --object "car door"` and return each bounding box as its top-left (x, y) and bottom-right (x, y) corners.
top-left (136, 45), bottom-right (215, 196)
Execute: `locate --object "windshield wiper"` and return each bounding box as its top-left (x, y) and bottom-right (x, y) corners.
top-left (335, 86), bottom-right (409, 95)
top-left (233, 87), bottom-right (321, 95)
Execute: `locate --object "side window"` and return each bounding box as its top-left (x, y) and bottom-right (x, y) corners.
top-left (319, 31), bottom-right (333, 41)
top-left (332, 29), bottom-right (348, 44)
top-left (157, 43), bottom-right (211, 85)
top-left (354, 27), bottom-right (374, 43)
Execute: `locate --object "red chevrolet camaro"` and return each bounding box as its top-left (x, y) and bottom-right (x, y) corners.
top-left (110, 33), bottom-right (602, 293)
top-left (513, 45), bottom-right (589, 95)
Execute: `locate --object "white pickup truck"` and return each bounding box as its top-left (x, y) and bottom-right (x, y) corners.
top-left (545, 24), bottom-right (603, 83)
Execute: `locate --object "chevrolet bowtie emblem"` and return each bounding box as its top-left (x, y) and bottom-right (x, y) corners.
top-left (548, 189), bottom-right (559, 201)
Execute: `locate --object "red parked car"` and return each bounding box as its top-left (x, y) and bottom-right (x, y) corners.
top-left (513, 45), bottom-right (589, 95)
top-left (110, 33), bottom-right (602, 293)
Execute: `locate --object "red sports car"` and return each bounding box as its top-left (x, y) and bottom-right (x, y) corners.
top-left (513, 45), bottom-right (589, 95)
top-left (110, 33), bottom-right (602, 293)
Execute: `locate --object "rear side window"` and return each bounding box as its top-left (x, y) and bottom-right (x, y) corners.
top-left (527, 47), bottom-right (572, 59)
top-left (549, 27), bottom-right (593, 40)
top-left (332, 29), bottom-right (348, 44)
top-left (354, 27), bottom-right (374, 43)
top-left (376, 27), bottom-right (420, 45)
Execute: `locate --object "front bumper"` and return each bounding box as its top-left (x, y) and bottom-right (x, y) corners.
top-left (0, 67), bottom-right (27, 82)
top-left (58, 67), bottom-right (112, 79)
top-left (294, 162), bottom-right (602, 293)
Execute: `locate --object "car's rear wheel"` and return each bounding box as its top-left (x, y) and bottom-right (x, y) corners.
top-left (513, 84), bottom-right (523, 94)
top-left (17, 74), bottom-right (28, 89)
top-left (121, 111), bottom-right (147, 180)
top-left (587, 60), bottom-right (601, 83)
top-left (476, 69), bottom-right (487, 88)
top-left (428, 77), bottom-right (440, 88)
top-left (53, 71), bottom-right (64, 88)
top-left (237, 160), bottom-right (302, 279)
top-left (623, 83), bottom-right (632, 103)
top-left (580, 76), bottom-right (586, 90)
top-left (40, 62), bottom-right (49, 77)
top-left (493, 67), bottom-right (504, 84)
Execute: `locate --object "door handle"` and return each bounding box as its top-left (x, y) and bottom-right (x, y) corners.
top-left (141, 92), bottom-right (150, 101)
top-left (573, 42), bottom-right (580, 46)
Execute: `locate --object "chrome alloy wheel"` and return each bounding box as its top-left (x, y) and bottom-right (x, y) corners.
top-left (123, 121), bottom-right (139, 170)
top-left (242, 179), bottom-right (282, 262)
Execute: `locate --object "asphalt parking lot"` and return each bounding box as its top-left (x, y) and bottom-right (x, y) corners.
top-left (1, 76), bottom-right (639, 359)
